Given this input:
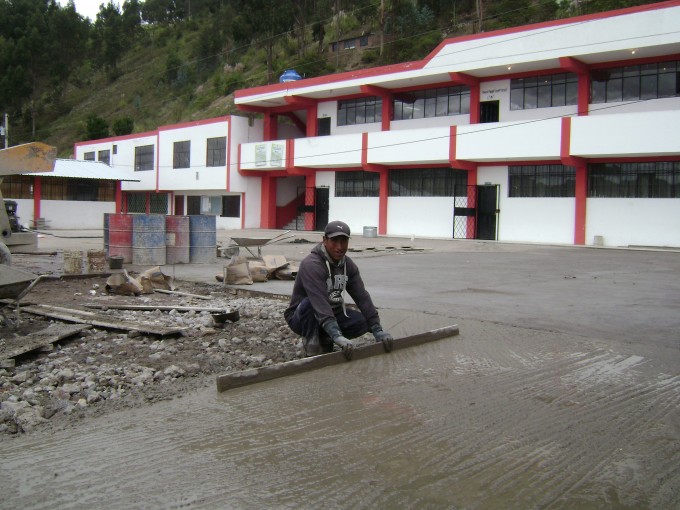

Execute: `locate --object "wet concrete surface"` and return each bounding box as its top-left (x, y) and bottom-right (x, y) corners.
top-left (2, 229), bottom-right (680, 508)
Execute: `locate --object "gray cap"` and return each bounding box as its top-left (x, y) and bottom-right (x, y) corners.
top-left (324, 220), bottom-right (351, 238)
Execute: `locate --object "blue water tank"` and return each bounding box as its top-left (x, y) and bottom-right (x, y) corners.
top-left (279, 69), bottom-right (302, 83)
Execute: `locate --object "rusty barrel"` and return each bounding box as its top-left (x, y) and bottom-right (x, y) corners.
top-left (165, 215), bottom-right (190, 264)
top-left (132, 214), bottom-right (166, 266)
top-left (108, 214), bottom-right (133, 263)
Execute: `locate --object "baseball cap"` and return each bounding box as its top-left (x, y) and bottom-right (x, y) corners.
top-left (324, 220), bottom-right (351, 238)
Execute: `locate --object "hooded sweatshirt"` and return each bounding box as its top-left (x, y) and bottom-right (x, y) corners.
top-left (284, 243), bottom-right (380, 330)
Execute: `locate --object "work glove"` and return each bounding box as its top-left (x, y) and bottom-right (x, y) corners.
top-left (323, 320), bottom-right (354, 361)
top-left (371, 324), bottom-right (393, 352)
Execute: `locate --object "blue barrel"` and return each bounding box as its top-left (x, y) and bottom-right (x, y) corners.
top-left (132, 214), bottom-right (166, 266)
top-left (189, 215), bottom-right (217, 263)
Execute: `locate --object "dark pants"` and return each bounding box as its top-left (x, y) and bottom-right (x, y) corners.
top-left (287, 298), bottom-right (369, 355)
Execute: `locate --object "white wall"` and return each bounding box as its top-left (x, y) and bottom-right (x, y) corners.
top-left (387, 197), bottom-right (454, 238)
top-left (586, 199), bottom-right (680, 248)
top-left (38, 201), bottom-right (115, 229)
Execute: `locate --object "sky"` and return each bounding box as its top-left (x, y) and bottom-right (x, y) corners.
top-left (57, 0), bottom-right (114, 22)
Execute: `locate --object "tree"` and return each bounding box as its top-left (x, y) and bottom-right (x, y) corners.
top-left (85, 114), bottom-right (109, 140)
top-left (112, 117), bottom-right (134, 136)
top-left (92, 2), bottom-right (125, 73)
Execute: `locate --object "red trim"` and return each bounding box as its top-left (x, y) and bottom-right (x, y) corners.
top-left (115, 182), bottom-right (122, 213)
top-left (241, 192), bottom-right (246, 229)
top-left (264, 112), bottom-right (277, 141)
top-left (574, 166), bottom-right (587, 245)
top-left (226, 118), bottom-right (232, 191)
top-left (155, 133), bottom-right (160, 192)
top-left (361, 133), bottom-right (388, 234)
top-left (449, 126), bottom-right (478, 172)
top-left (306, 104), bottom-right (318, 137)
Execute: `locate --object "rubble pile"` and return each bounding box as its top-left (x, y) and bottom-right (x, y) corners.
top-left (0, 287), bottom-right (304, 436)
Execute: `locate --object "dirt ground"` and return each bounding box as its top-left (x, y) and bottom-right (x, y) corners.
top-left (0, 272), bottom-right (315, 437)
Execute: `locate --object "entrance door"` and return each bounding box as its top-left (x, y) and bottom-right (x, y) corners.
top-left (315, 187), bottom-right (329, 230)
top-left (476, 185), bottom-right (499, 240)
top-left (480, 100), bottom-right (500, 123)
top-left (174, 195), bottom-right (184, 215)
top-left (453, 184), bottom-right (499, 240)
top-left (317, 117), bottom-right (331, 136)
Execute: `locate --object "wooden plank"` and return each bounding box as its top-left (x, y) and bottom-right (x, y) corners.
top-left (83, 304), bottom-right (230, 313)
top-left (153, 289), bottom-right (211, 300)
top-left (1, 324), bottom-right (91, 361)
top-left (20, 304), bottom-right (186, 337)
top-left (216, 324), bottom-right (459, 393)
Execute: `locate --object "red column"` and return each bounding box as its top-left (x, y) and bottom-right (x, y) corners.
top-left (115, 182), bottom-right (123, 213)
top-left (574, 165), bottom-right (587, 245)
top-left (260, 175), bottom-right (277, 228)
top-left (32, 176), bottom-right (42, 225)
top-left (263, 112), bottom-right (278, 141)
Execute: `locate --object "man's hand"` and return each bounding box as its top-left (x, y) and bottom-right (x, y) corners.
top-left (371, 325), bottom-right (393, 352)
top-left (332, 335), bottom-right (354, 361)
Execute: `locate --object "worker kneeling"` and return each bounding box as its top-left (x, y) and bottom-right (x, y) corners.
top-left (284, 221), bottom-right (393, 360)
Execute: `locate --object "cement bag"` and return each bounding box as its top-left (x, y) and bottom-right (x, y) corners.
top-left (248, 260), bottom-right (269, 282)
top-left (225, 262), bottom-right (253, 285)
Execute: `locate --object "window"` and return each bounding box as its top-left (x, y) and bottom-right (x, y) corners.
top-left (206, 137), bottom-right (226, 167)
top-left (509, 165), bottom-right (576, 197)
top-left (127, 193), bottom-right (146, 213)
top-left (40, 177), bottom-right (115, 201)
top-left (173, 140), bottom-right (191, 169)
top-left (1, 175), bottom-right (33, 199)
top-left (337, 96), bottom-right (382, 126)
top-left (331, 42), bottom-right (338, 52)
top-left (113, 144), bottom-right (117, 155)
top-left (389, 168), bottom-right (467, 197)
top-left (98, 150), bottom-right (110, 165)
top-left (588, 162), bottom-right (680, 198)
top-left (510, 73), bottom-right (578, 110)
top-left (149, 193), bottom-right (168, 214)
top-left (335, 171), bottom-right (380, 197)
top-left (591, 61), bottom-right (680, 103)
top-left (222, 195), bottom-right (241, 217)
top-left (343, 39), bottom-right (356, 50)
top-left (134, 145), bottom-right (154, 171)
top-left (360, 35), bottom-right (369, 47)
top-left (187, 195), bottom-right (201, 215)
top-left (317, 117), bottom-right (331, 136)
top-left (84, 152), bottom-right (95, 161)
top-left (393, 86), bottom-right (470, 120)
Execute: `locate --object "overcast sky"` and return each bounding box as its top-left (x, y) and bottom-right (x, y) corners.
top-left (57, 1), bottom-right (114, 22)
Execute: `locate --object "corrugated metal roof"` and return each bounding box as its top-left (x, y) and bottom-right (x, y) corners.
top-left (26, 158), bottom-right (139, 182)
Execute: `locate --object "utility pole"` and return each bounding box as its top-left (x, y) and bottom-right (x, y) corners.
top-left (1, 113), bottom-right (7, 148)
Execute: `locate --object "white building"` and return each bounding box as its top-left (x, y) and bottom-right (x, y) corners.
top-left (77, 1), bottom-right (680, 247)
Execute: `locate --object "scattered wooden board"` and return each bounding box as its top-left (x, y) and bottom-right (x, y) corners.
top-left (20, 304), bottom-right (186, 337)
top-left (83, 304), bottom-right (230, 313)
top-left (216, 323), bottom-right (459, 393)
top-left (1, 323), bottom-right (91, 362)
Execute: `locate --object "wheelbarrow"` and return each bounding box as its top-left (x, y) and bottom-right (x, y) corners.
top-left (228, 231), bottom-right (296, 259)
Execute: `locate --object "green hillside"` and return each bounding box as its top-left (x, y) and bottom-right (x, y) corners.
top-left (0, 0), bottom-right (656, 158)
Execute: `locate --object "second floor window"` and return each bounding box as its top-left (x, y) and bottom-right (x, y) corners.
top-left (134, 145), bottom-right (154, 171)
top-left (510, 73), bottom-right (578, 110)
top-left (338, 96), bottom-right (382, 126)
top-left (84, 152), bottom-right (95, 161)
top-left (173, 140), bottom-right (191, 169)
top-left (591, 60), bottom-right (680, 103)
top-left (393, 86), bottom-right (470, 120)
top-left (389, 168), bottom-right (467, 197)
top-left (98, 150), bottom-right (110, 165)
top-left (206, 137), bottom-right (226, 167)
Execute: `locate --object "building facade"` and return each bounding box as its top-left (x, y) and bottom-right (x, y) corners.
top-left (76, 2), bottom-right (680, 247)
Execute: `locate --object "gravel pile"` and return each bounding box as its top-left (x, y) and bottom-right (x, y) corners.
top-left (0, 285), bottom-right (307, 437)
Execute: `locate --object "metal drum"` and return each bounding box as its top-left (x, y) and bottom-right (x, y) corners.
top-left (165, 215), bottom-right (190, 264)
top-left (108, 214), bottom-right (133, 263)
top-left (189, 215), bottom-right (217, 264)
top-left (132, 214), bottom-right (166, 266)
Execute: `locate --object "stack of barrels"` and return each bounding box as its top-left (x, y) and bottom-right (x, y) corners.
top-left (104, 213), bottom-right (217, 265)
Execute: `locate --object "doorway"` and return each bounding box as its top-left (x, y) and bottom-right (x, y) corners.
top-left (480, 100), bottom-right (500, 123)
top-left (453, 184), bottom-right (499, 240)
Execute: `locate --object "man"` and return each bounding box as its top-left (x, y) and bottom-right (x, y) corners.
top-left (284, 220), bottom-right (394, 360)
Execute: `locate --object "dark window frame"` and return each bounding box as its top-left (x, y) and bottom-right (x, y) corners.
top-left (134, 145), bottom-right (154, 172)
top-left (591, 60), bottom-right (680, 103)
top-left (393, 86), bottom-right (470, 120)
top-left (337, 96), bottom-right (382, 126)
top-left (335, 171), bottom-right (380, 197)
top-left (173, 140), bottom-right (191, 169)
top-left (206, 136), bottom-right (226, 167)
top-left (510, 73), bottom-right (578, 110)
top-left (222, 195), bottom-right (241, 217)
top-left (508, 165), bottom-right (576, 198)
top-left (588, 162), bottom-right (680, 198)
top-left (389, 168), bottom-right (467, 197)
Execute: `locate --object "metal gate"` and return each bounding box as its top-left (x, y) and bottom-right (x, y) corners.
top-left (453, 185), bottom-right (499, 240)
top-left (293, 187), bottom-right (330, 231)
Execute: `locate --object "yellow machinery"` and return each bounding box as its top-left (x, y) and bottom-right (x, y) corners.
top-left (0, 142), bottom-right (56, 300)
